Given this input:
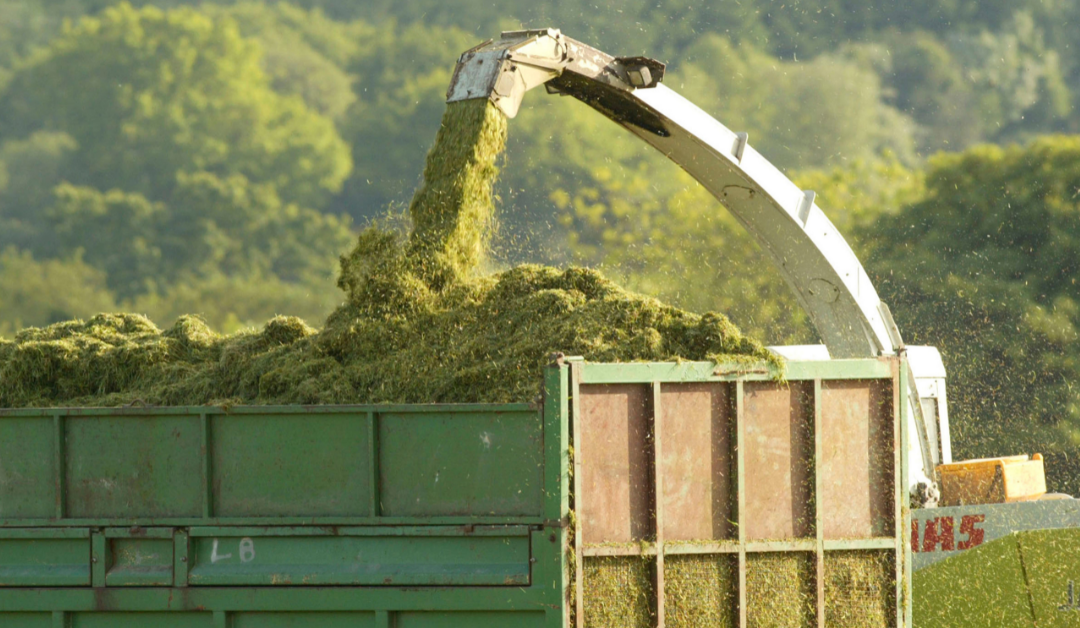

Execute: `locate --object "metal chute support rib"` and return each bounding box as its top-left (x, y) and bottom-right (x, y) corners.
top-left (448, 29), bottom-right (941, 494)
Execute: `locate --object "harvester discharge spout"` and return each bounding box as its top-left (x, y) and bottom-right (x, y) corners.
top-left (447, 29), bottom-right (664, 119)
top-left (448, 29), bottom-right (946, 500)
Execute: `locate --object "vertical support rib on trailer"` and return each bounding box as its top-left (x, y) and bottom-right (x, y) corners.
top-left (569, 362), bottom-right (585, 628)
top-left (652, 381), bottom-right (666, 628)
top-left (543, 360), bottom-right (572, 628)
top-left (367, 410), bottom-right (380, 518)
top-left (53, 413), bottom-right (65, 520)
top-left (173, 529), bottom-right (190, 587)
top-left (375, 610), bottom-right (390, 628)
top-left (200, 412), bottom-right (213, 519)
top-left (898, 358), bottom-right (913, 628)
top-left (814, 378), bottom-right (826, 628)
top-left (90, 531), bottom-right (106, 587)
top-left (736, 379), bottom-right (748, 628)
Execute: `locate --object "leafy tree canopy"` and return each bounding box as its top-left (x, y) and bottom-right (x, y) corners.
top-left (0, 2), bottom-right (351, 207)
top-left (860, 136), bottom-right (1080, 488)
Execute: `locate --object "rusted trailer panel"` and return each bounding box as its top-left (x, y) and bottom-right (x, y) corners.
top-left (0, 358), bottom-right (909, 627)
top-left (569, 358), bottom-right (910, 628)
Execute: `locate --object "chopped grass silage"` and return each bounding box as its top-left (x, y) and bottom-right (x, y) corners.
top-left (407, 98), bottom-right (506, 288)
top-left (665, 554), bottom-right (738, 628)
top-left (0, 99), bottom-right (778, 408)
top-left (824, 550), bottom-right (895, 628)
top-left (746, 552), bottom-right (816, 628)
top-left (582, 556), bottom-right (654, 628)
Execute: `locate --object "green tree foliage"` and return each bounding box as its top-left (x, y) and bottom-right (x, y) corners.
top-left (0, 3), bottom-right (356, 332)
top-left (39, 173), bottom-right (352, 301)
top-left (842, 33), bottom-right (984, 154)
top-left (332, 22), bottom-right (477, 220)
top-left (0, 1), bottom-right (65, 70)
top-left (46, 185), bottom-right (166, 298)
top-left (0, 131), bottom-right (78, 253)
top-left (674, 35), bottom-right (917, 172)
top-left (200, 2), bottom-right (364, 121)
top-left (0, 248), bottom-right (117, 337)
top-left (945, 12), bottom-right (1072, 141)
top-left (859, 136), bottom-right (1080, 489)
top-left (129, 270), bottom-right (343, 334)
top-left (0, 2), bottom-right (351, 207)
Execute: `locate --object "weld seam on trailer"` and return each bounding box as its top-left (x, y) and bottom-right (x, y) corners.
top-left (0, 585), bottom-right (554, 610)
top-left (185, 525), bottom-right (532, 537)
top-left (1, 516), bottom-right (549, 527)
top-left (577, 360), bottom-right (894, 385)
top-left (0, 403), bottom-right (537, 418)
top-left (0, 528), bottom-right (90, 539)
top-left (580, 539), bottom-right (894, 557)
top-left (103, 527), bottom-right (174, 538)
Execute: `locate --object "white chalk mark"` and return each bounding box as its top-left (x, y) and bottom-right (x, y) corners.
top-left (239, 537), bottom-right (256, 563)
top-left (210, 539), bottom-right (232, 563)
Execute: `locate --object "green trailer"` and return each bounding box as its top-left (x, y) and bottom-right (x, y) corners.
top-left (0, 357), bottom-right (910, 627)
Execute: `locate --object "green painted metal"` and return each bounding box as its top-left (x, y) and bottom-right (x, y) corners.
top-left (576, 358), bottom-right (894, 384)
top-left (0, 398), bottom-right (561, 625)
top-left (913, 526), bottom-right (1080, 627)
top-left (913, 533), bottom-right (1035, 627)
top-left (0, 405), bottom-right (543, 527)
top-left (0, 359), bottom-right (906, 626)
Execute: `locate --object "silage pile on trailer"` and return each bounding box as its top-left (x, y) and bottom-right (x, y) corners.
top-left (0, 99), bottom-right (777, 408)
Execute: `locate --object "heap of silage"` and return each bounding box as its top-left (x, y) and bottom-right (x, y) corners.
top-left (0, 99), bottom-right (778, 409)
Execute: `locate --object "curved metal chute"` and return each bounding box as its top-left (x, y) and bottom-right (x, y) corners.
top-left (448, 29), bottom-right (942, 492)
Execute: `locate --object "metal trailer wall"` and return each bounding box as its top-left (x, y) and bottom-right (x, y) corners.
top-left (0, 359), bottom-right (909, 627)
top-left (568, 358), bottom-right (912, 628)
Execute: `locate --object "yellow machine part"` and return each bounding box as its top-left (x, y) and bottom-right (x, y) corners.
top-left (937, 454), bottom-right (1047, 507)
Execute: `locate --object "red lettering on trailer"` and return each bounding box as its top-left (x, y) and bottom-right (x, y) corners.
top-left (958, 514), bottom-right (986, 550)
top-left (912, 513), bottom-right (986, 553)
top-left (922, 517), bottom-right (955, 553)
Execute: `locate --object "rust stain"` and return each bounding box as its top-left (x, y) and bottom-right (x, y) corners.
top-left (92, 586), bottom-right (114, 612)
